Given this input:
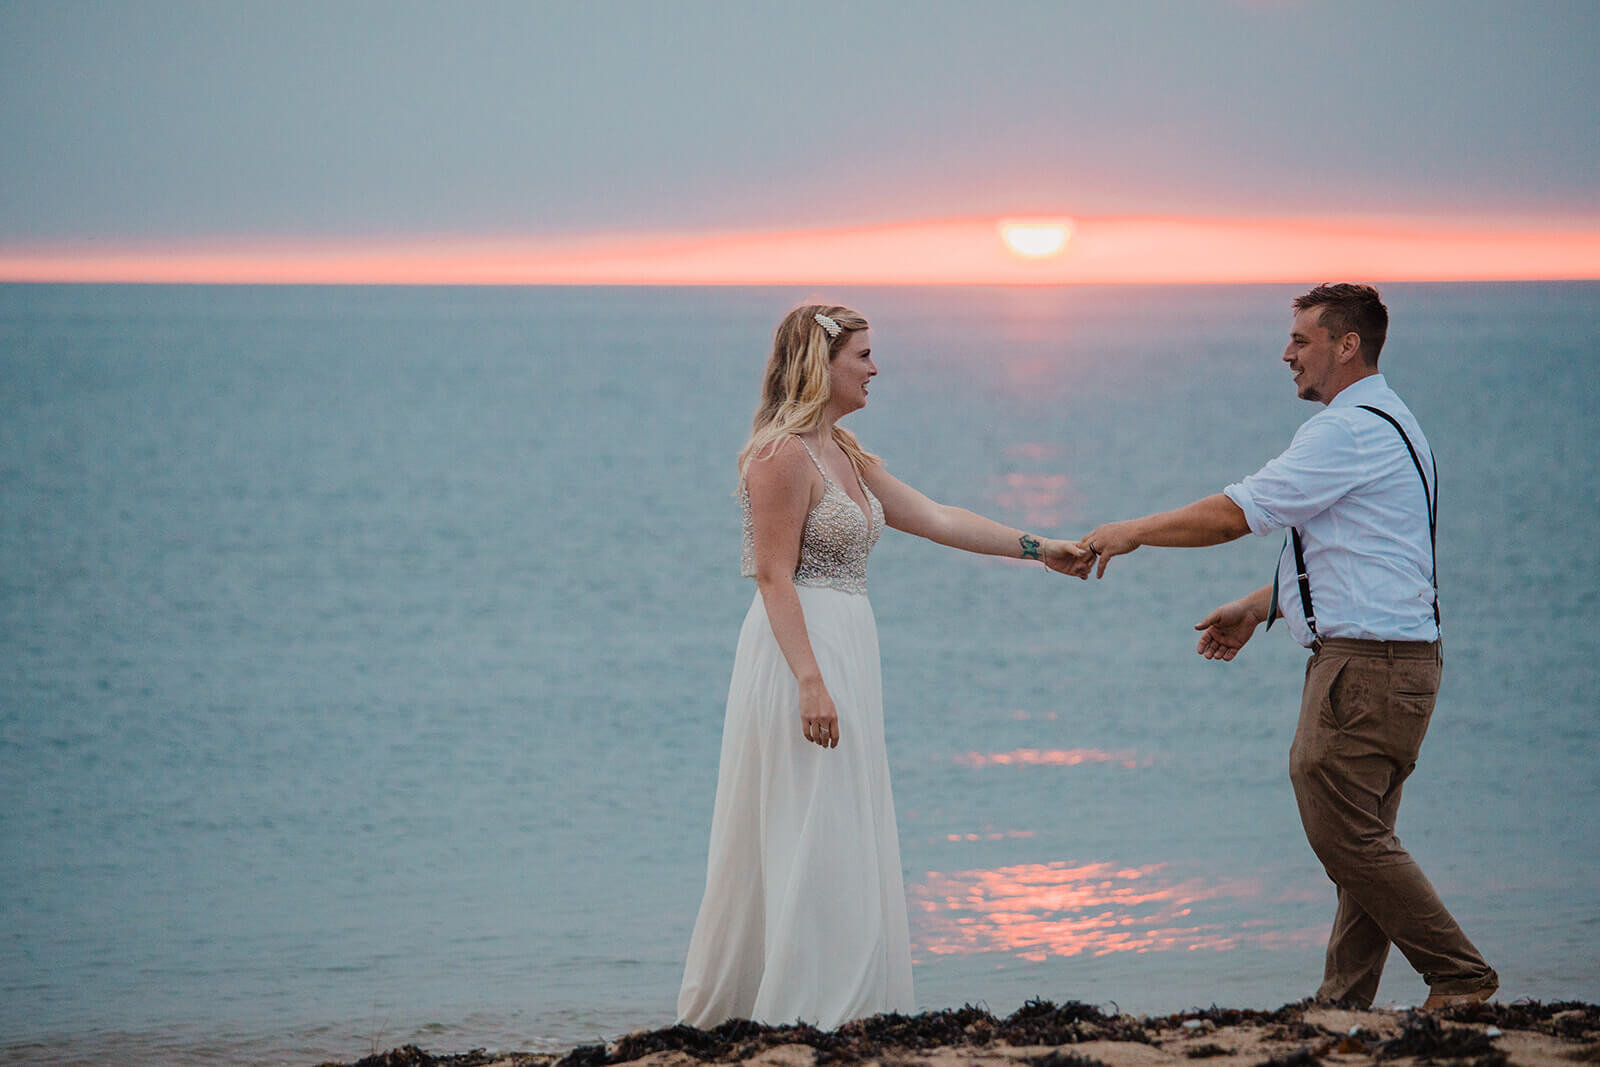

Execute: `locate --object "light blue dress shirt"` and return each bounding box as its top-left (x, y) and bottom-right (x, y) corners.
top-left (1225, 374), bottom-right (1439, 647)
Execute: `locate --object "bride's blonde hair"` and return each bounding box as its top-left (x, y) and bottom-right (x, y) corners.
top-left (737, 304), bottom-right (880, 485)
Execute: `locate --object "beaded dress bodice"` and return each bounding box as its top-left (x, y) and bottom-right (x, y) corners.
top-left (740, 438), bottom-right (885, 596)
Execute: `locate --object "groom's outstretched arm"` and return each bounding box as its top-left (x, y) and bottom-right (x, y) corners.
top-left (1195, 585), bottom-right (1273, 662)
top-left (1080, 494), bottom-right (1249, 578)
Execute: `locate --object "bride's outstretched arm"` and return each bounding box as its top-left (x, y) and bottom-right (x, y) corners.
top-left (861, 462), bottom-right (1089, 576)
top-left (746, 439), bottom-right (841, 749)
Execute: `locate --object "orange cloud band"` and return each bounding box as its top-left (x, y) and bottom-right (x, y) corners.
top-left (3, 215), bottom-right (1598, 285)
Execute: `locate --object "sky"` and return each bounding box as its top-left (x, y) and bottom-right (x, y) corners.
top-left (1, 0), bottom-right (1597, 284)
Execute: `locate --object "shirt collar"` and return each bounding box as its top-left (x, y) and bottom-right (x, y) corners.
top-left (1328, 372), bottom-right (1388, 409)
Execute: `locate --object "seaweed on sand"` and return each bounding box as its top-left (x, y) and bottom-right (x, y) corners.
top-left (1254, 1049), bottom-right (1321, 1067)
top-left (998, 999), bottom-right (1151, 1046)
top-left (345, 998), bottom-right (1600, 1067)
top-left (342, 1047), bottom-right (513, 1067)
top-left (545, 1001), bottom-right (1152, 1066)
top-left (553, 1018), bottom-right (827, 1067)
top-left (1431, 1000), bottom-right (1600, 1041)
top-left (603, 1022), bottom-right (758, 1063)
top-left (1149, 1002), bottom-right (1308, 1031)
top-left (1377, 1011), bottom-right (1506, 1066)
top-left (817, 1004), bottom-right (996, 1062)
top-left (1146, 1002), bottom-right (1326, 1045)
top-left (1024, 1050), bottom-right (1109, 1067)
top-left (1262, 1021), bottom-right (1334, 1044)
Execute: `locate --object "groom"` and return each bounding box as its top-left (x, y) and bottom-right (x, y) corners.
top-left (1066, 284), bottom-right (1498, 1009)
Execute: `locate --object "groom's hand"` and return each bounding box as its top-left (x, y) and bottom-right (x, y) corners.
top-left (1080, 520), bottom-right (1140, 578)
top-left (1041, 538), bottom-right (1092, 579)
top-left (1194, 599), bottom-right (1262, 662)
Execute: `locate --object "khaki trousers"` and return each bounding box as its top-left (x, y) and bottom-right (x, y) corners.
top-left (1289, 637), bottom-right (1497, 1006)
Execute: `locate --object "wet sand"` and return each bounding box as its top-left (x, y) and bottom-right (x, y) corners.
top-left (327, 999), bottom-right (1599, 1067)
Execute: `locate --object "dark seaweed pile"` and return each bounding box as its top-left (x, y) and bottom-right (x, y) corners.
top-left (1434, 999), bottom-right (1600, 1039)
top-left (1183, 1043), bottom-right (1232, 1059)
top-left (1376, 1012), bottom-right (1505, 1065)
top-left (1022, 1050), bottom-right (1108, 1067)
top-left (335, 1047), bottom-right (514, 1067)
top-left (324, 998), bottom-right (1600, 1067)
top-left (1256, 1050), bottom-right (1322, 1067)
top-left (554, 1001), bottom-right (1144, 1067)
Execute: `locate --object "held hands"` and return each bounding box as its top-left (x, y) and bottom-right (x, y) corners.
top-left (1194, 598), bottom-right (1263, 661)
top-left (1079, 520), bottom-right (1141, 578)
top-left (1041, 538), bottom-right (1093, 579)
top-left (799, 677), bottom-right (840, 749)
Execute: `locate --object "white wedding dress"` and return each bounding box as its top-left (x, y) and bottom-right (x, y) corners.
top-left (677, 438), bottom-right (913, 1029)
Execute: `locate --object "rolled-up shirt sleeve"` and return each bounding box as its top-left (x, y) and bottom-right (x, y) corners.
top-left (1224, 413), bottom-right (1366, 536)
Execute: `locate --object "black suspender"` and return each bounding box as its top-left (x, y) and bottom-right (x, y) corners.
top-left (1289, 405), bottom-right (1440, 650)
top-left (1288, 527), bottom-right (1320, 648)
top-left (1357, 405), bottom-right (1439, 620)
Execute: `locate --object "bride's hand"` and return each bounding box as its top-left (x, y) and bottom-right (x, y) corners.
top-left (800, 677), bottom-right (840, 749)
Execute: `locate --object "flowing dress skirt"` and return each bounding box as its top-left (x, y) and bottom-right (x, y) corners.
top-left (677, 586), bottom-right (914, 1029)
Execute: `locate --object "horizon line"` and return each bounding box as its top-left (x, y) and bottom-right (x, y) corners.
top-left (5, 277), bottom-right (1598, 289)
top-left (4, 214), bottom-right (1599, 286)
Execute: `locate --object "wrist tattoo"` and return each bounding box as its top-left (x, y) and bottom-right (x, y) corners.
top-left (1019, 533), bottom-right (1041, 561)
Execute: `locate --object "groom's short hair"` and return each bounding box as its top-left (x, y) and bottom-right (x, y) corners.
top-left (1294, 283), bottom-right (1388, 365)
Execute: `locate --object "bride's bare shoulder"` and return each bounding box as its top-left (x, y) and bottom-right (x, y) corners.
top-left (746, 436), bottom-right (818, 496)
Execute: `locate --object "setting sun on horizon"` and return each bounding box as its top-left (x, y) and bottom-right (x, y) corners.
top-left (999, 219), bottom-right (1074, 259)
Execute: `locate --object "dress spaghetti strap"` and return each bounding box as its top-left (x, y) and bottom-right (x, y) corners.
top-left (793, 436), bottom-right (829, 479)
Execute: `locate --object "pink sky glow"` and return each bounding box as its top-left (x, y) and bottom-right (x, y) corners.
top-left (3, 215), bottom-right (1598, 286)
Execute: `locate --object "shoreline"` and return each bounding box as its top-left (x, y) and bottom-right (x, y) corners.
top-left (326, 999), bottom-right (1600, 1067)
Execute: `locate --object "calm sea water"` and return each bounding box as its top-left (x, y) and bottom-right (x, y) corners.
top-left (1, 283), bottom-right (1596, 1065)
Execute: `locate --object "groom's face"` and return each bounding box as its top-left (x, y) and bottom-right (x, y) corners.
top-left (1283, 306), bottom-right (1341, 403)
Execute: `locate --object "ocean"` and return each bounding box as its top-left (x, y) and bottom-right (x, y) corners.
top-left (1, 282), bottom-right (1596, 1065)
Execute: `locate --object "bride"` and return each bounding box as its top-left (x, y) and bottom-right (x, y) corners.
top-left (677, 304), bottom-right (1087, 1028)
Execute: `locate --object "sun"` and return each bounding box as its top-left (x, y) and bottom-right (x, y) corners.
top-left (999, 218), bottom-right (1074, 259)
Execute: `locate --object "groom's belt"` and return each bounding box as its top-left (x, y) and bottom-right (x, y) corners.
top-left (1311, 637), bottom-right (1439, 660)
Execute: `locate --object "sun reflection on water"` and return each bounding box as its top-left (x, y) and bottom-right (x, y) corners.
top-left (988, 471), bottom-right (1078, 528)
top-left (908, 860), bottom-right (1323, 963)
top-left (1004, 443), bottom-right (1059, 462)
top-left (953, 748), bottom-right (1143, 770)
top-left (944, 829), bottom-right (1037, 843)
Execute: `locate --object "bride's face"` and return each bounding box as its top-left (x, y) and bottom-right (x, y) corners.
top-left (827, 329), bottom-right (876, 414)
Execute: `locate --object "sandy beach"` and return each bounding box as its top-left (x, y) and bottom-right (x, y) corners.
top-left (328, 1000), bottom-right (1599, 1067)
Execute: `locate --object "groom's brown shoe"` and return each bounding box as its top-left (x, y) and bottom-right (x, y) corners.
top-left (1421, 985), bottom-right (1497, 1011)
